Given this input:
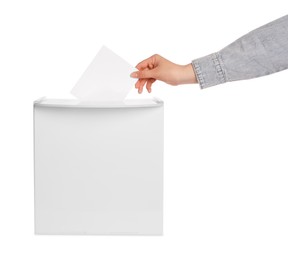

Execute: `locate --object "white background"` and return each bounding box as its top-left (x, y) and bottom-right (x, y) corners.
top-left (1, 0), bottom-right (288, 259)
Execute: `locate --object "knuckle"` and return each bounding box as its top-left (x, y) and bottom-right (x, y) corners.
top-left (151, 54), bottom-right (161, 65)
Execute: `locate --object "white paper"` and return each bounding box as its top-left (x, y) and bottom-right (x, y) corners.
top-left (71, 46), bottom-right (137, 101)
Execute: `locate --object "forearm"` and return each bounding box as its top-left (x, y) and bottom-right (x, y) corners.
top-left (192, 15), bottom-right (288, 89)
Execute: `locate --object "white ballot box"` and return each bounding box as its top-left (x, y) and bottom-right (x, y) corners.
top-left (33, 97), bottom-right (164, 235)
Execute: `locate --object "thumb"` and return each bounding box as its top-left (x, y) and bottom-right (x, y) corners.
top-left (130, 69), bottom-right (156, 79)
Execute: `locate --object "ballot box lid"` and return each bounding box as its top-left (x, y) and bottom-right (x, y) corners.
top-left (34, 97), bottom-right (163, 108)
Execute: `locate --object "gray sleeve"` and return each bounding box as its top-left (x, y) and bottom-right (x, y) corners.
top-left (192, 15), bottom-right (288, 89)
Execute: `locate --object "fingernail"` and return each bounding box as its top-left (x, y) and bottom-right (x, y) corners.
top-left (130, 72), bottom-right (138, 78)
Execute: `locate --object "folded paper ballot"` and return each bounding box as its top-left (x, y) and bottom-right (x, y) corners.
top-left (71, 46), bottom-right (137, 101)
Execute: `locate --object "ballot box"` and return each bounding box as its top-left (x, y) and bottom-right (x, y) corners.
top-left (33, 97), bottom-right (164, 235)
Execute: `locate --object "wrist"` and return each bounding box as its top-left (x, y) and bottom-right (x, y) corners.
top-left (180, 64), bottom-right (197, 84)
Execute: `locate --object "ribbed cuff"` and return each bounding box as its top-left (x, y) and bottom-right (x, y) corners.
top-left (192, 52), bottom-right (226, 89)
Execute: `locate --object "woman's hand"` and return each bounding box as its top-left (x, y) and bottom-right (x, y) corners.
top-left (130, 54), bottom-right (197, 93)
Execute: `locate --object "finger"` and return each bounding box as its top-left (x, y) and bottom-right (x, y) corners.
top-left (136, 56), bottom-right (155, 70)
top-left (130, 69), bottom-right (155, 79)
top-left (135, 78), bottom-right (145, 89)
top-left (146, 79), bottom-right (153, 93)
top-left (146, 79), bottom-right (156, 93)
top-left (138, 79), bottom-right (148, 94)
top-left (135, 79), bottom-right (140, 89)
top-left (134, 67), bottom-right (149, 87)
top-left (148, 63), bottom-right (154, 70)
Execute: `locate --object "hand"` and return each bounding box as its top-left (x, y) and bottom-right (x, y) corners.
top-left (130, 54), bottom-right (197, 93)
